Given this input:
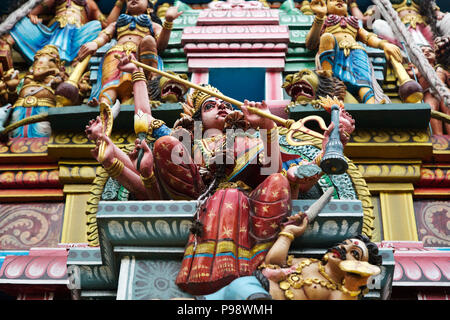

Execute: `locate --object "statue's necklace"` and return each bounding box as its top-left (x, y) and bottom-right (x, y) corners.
top-left (278, 258), bottom-right (360, 299)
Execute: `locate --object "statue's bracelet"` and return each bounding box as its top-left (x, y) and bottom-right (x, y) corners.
top-left (279, 231), bottom-right (295, 241)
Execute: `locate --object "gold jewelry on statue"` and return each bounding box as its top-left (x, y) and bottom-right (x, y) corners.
top-left (115, 0), bottom-right (124, 9)
top-left (340, 279), bottom-right (362, 297)
top-left (148, 119), bottom-right (166, 136)
top-left (350, 2), bottom-right (358, 9)
top-left (132, 71), bottom-right (146, 83)
top-left (98, 13), bottom-right (106, 23)
top-left (13, 97), bottom-right (56, 108)
top-left (100, 28), bottom-right (114, 41)
top-left (365, 32), bottom-right (378, 44)
top-left (378, 40), bottom-right (389, 50)
top-left (141, 172), bottom-right (156, 188)
top-left (163, 20), bottom-right (173, 30)
top-left (265, 126), bottom-right (278, 144)
top-left (104, 158), bottom-right (124, 178)
top-left (93, 39), bottom-right (103, 47)
top-left (314, 15), bottom-right (326, 25)
top-left (277, 258), bottom-right (362, 300)
top-left (279, 231), bottom-right (295, 241)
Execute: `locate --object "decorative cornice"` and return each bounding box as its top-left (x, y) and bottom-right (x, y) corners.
top-left (48, 131), bottom-right (136, 160)
top-left (0, 137), bottom-right (50, 162)
top-left (355, 163), bottom-right (421, 182)
top-left (0, 163), bottom-right (60, 189)
top-left (197, 8), bottom-right (279, 25)
top-left (0, 248), bottom-right (67, 284)
top-left (346, 129), bottom-right (432, 160)
top-left (181, 25), bottom-right (290, 44)
top-left (184, 42), bottom-right (287, 53)
top-left (58, 161), bottom-right (101, 184)
top-left (379, 241), bottom-right (450, 286)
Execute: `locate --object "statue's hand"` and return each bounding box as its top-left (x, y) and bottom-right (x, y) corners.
top-left (77, 41), bottom-right (98, 61)
top-left (240, 100), bottom-right (275, 130)
top-left (337, 109), bottom-right (355, 146)
top-left (383, 43), bottom-right (403, 63)
top-left (85, 116), bottom-right (104, 142)
top-left (117, 54), bottom-right (140, 74)
top-left (287, 162), bottom-right (323, 192)
top-left (282, 213), bottom-right (309, 238)
top-left (136, 138), bottom-right (154, 179)
top-left (310, 0), bottom-right (327, 18)
top-left (164, 6), bottom-right (183, 22)
top-left (28, 14), bottom-right (42, 24)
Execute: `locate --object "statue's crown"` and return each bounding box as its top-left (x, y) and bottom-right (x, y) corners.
top-left (191, 84), bottom-right (223, 113)
top-left (35, 45), bottom-right (61, 65)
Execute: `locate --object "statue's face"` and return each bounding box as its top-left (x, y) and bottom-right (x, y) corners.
top-left (325, 239), bottom-right (369, 265)
top-left (159, 72), bottom-right (188, 103)
top-left (33, 54), bottom-right (59, 74)
top-left (282, 69), bottom-right (319, 104)
top-left (126, 0), bottom-right (148, 15)
top-left (421, 46), bottom-right (436, 65)
top-left (200, 97), bottom-right (234, 131)
top-left (327, 0), bottom-right (348, 16)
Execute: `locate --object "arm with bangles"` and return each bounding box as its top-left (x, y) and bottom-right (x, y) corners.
top-left (264, 213), bottom-right (309, 267)
top-left (155, 6), bottom-right (183, 55)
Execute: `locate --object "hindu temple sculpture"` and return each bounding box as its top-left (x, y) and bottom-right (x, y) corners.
top-left (74, 0), bottom-right (182, 106)
top-left (349, 0), bottom-right (445, 47)
top-left (306, 0), bottom-right (423, 104)
top-left (406, 42), bottom-right (450, 135)
top-left (0, 0), bottom-right (125, 71)
top-left (196, 214), bottom-right (381, 300)
top-left (282, 68), bottom-right (348, 107)
top-left (84, 53), bottom-right (357, 297)
top-left (0, 45), bottom-right (81, 138)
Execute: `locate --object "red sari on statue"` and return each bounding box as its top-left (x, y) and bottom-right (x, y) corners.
top-left (152, 133), bottom-right (291, 295)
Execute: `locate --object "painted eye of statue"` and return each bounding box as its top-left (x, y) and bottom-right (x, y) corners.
top-left (224, 103), bottom-right (233, 110)
top-left (351, 249), bottom-right (361, 260)
top-left (203, 101), bottom-right (216, 111)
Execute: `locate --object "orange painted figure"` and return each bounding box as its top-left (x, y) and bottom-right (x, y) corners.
top-left (76, 0), bottom-right (182, 106)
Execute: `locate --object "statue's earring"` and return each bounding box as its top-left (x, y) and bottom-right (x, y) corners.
top-left (323, 253), bottom-right (329, 262)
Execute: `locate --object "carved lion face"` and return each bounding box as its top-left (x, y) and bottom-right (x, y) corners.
top-left (159, 72), bottom-right (189, 103)
top-left (282, 69), bottom-right (320, 105)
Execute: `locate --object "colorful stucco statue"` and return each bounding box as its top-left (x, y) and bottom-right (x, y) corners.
top-left (85, 55), bottom-right (292, 294)
top-left (1, 45), bottom-right (68, 138)
top-left (84, 55), bottom-right (357, 296)
top-left (1, 0), bottom-right (123, 68)
top-left (282, 68), bottom-right (348, 107)
top-left (349, 0), bottom-right (444, 47)
top-left (75, 0), bottom-right (182, 106)
top-left (195, 212), bottom-right (381, 300)
top-left (406, 38), bottom-right (450, 135)
top-left (306, 0), bottom-right (423, 104)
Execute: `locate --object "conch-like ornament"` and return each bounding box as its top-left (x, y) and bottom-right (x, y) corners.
top-left (134, 109), bottom-right (149, 135)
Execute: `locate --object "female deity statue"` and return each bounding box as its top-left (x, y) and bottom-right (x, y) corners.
top-left (85, 54), bottom-right (356, 295)
top-left (85, 54), bottom-right (291, 294)
top-left (306, 0), bottom-right (423, 104)
top-left (1, 0), bottom-right (123, 68)
top-left (75, 0), bottom-right (182, 106)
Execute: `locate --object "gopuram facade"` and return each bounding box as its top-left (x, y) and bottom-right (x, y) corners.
top-left (0, 0), bottom-right (448, 301)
